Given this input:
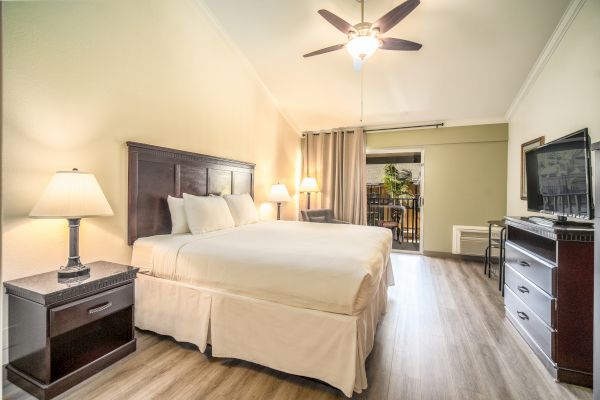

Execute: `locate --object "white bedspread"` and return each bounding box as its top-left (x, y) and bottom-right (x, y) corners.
top-left (131, 221), bottom-right (393, 315)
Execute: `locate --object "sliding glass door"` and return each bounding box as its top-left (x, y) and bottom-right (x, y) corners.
top-left (366, 151), bottom-right (423, 252)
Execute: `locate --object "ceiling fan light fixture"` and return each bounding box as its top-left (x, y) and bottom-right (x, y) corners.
top-left (345, 35), bottom-right (380, 60)
top-left (304, 1), bottom-right (422, 60)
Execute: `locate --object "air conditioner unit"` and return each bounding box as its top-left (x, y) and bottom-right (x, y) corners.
top-left (452, 225), bottom-right (502, 256)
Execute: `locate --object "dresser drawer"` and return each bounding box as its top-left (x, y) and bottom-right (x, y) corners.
top-left (505, 286), bottom-right (554, 358)
top-left (505, 241), bottom-right (555, 295)
top-left (504, 264), bottom-right (555, 327)
top-left (49, 283), bottom-right (134, 337)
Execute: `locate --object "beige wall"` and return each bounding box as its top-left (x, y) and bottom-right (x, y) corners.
top-left (367, 124), bottom-right (508, 253)
top-left (507, 1), bottom-right (600, 216)
top-left (1, 0), bottom-right (300, 282)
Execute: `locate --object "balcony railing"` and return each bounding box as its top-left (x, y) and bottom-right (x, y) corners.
top-left (367, 193), bottom-right (420, 243)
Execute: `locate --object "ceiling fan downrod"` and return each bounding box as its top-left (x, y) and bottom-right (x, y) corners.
top-left (361, 0), bottom-right (365, 24)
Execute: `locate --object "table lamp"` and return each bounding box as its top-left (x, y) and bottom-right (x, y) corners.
top-left (268, 183), bottom-right (291, 220)
top-left (29, 168), bottom-right (114, 278)
top-left (299, 177), bottom-right (319, 209)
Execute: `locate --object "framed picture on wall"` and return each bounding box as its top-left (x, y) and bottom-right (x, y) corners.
top-left (520, 136), bottom-right (545, 200)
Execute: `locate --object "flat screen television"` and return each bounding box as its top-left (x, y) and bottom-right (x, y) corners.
top-left (525, 128), bottom-right (593, 222)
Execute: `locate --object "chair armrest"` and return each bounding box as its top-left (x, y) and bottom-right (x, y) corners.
top-left (331, 219), bottom-right (350, 224)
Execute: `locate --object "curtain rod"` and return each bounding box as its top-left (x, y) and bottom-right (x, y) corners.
top-left (302, 122), bottom-right (444, 136)
top-left (302, 128), bottom-right (355, 137)
top-left (365, 122), bottom-right (444, 133)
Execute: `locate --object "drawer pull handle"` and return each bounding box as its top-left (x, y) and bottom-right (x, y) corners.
top-left (517, 311), bottom-right (529, 321)
top-left (88, 302), bottom-right (113, 315)
top-left (519, 261), bottom-right (530, 267)
top-left (517, 286), bottom-right (529, 294)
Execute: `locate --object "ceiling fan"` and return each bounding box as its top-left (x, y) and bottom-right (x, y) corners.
top-left (303, 0), bottom-right (422, 64)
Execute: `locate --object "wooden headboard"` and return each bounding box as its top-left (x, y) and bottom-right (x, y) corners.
top-left (127, 142), bottom-right (255, 244)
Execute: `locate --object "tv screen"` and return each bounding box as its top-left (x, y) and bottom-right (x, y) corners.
top-left (525, 128), bottom-right (593, 220)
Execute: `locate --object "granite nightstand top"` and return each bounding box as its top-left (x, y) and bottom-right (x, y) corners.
top-left (3, 261), bottom-right (138, 306)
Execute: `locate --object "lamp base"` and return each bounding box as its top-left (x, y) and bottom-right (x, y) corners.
top-left (57, 264), bottom-right (90, 278)
top-left (58, 218), bottom-right (89, 278)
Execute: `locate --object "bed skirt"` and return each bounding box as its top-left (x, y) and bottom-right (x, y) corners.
top-left (134, 258), bottom-right (393, 397)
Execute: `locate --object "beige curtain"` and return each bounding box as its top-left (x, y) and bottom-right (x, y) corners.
top-left (301, 128), bottom-right (367, 225)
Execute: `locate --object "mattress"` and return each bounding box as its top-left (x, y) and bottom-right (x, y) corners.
top-left (131, 220), bottom-right (393, 315)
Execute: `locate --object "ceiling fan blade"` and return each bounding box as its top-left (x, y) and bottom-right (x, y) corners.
top-left (318, 9), bottom-right (355, 34)
top-left (303, 44), bottom-right (345, 58)
top-left (380, 37), bottom-right (422, 51)
top-left (373, 0), bottom-right (420, 34)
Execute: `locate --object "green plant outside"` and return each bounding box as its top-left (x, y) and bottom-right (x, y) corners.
top-left (383, 164), bottom-right (414, 198)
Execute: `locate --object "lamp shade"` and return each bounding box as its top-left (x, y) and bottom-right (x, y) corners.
top-left (299, 177), bottom-right (320, 193)
top-left (346, 36), bottom-right (380, 60)
top-left (267, 183), bottom-right (291, 203)
top-left (30, 169), bottom-right (113, 218)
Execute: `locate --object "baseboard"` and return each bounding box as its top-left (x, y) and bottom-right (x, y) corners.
top-left (423, 250), bottom-right (484, 262)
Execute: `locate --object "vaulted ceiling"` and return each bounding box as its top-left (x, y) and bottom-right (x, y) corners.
top-left (200, 0), bottom-right (570, 132)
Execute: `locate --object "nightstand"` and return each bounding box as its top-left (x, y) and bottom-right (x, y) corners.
top-left (3, 261), bottom-right (139, 400)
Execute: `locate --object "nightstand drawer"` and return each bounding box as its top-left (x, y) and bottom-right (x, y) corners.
top-left (50, 283), bottom-right (134, 337)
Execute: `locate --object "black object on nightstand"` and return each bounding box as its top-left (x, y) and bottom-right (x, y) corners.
top-left (3, 261), bottom-right (139, 400)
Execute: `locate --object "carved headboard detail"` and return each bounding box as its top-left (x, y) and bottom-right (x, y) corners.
top-left (127, 142), bottom-right (255, 244)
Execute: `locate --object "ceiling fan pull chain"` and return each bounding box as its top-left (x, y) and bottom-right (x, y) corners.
top-left (360, 66), bottom-right (364, 123)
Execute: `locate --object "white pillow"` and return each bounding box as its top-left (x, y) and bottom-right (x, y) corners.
top-left (224, 193), bottom-right (258, 226)
top-left (167, 196), bottom-right (189, 234)
top-left (183, 193), bottom-right (235, 234)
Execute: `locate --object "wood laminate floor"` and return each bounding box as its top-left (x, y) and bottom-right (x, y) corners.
top-left (391, 241), bottom-right (420, 251)
top-left (3, 254), bottom-right (593, 400)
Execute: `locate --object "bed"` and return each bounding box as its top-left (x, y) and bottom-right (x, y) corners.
top-left (127, 142), bottom-right (394, 397)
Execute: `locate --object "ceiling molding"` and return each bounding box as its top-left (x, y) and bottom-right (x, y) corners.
top-left (442, 117), bottom-right (507, 128)
top-left (192, 0), bottom-right (302, 136)
top-left (505, 0), bottom-right (586, 121)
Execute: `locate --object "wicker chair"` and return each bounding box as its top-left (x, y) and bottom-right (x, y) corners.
top-left (300, 209), bottom-right (349, 224)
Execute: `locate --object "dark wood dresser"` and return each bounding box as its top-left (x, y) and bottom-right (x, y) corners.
top-left (593, 141), bottom-right (600, 399)
top-left (4, 261), bottom-right (139, 400)
top-left (503, 216), bottom-right (593, 387)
